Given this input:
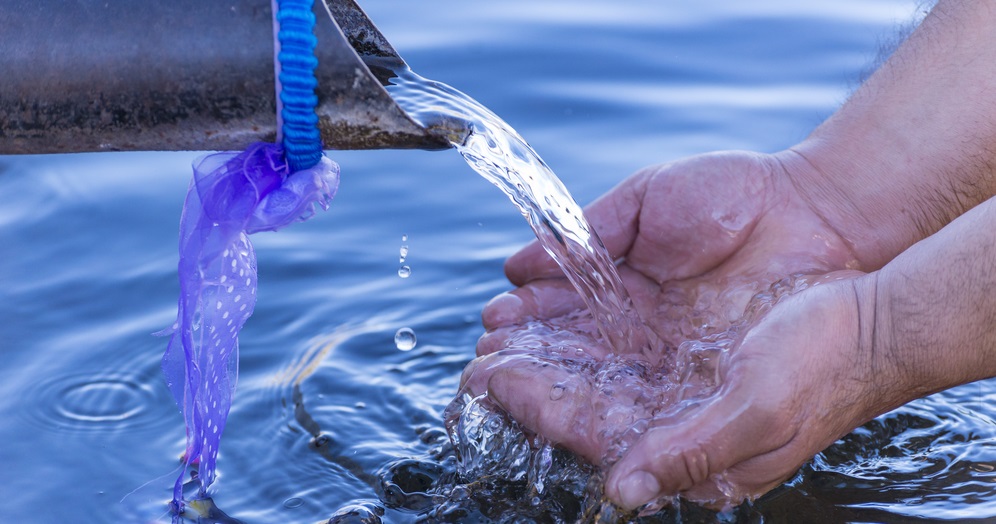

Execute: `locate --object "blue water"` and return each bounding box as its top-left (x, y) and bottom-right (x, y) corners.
top-left (5, 0), bottom-right (996, 522)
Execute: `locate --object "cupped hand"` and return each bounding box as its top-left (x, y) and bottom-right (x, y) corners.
top-left (465, 150), bottom-right (887, 508)
top-left (462, 270), bottom-right (903, 508)
top-left (478, 150), bottom-right (862, 357)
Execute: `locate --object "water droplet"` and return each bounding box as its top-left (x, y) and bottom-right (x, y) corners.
top-left (399, 245), bottom-right (409, 262)
top-left (398, 265), bottom-right (411, 278)
top-left (401, 234), bottom-right (408, 242)
top-left (574, 348), bottom-right (585, 357)
top-left (549, 383), bottom-right (566, 401)
top-left (394, 328), bottom-right (417, 351)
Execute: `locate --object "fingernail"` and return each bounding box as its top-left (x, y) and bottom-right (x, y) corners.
top-left (614, 470), bottom-right (660, 509)
top-left (482, 292), bottom-right (524, 328)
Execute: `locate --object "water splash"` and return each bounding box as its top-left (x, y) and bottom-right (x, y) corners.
top-left (429, 392), bottom-right (600, 522)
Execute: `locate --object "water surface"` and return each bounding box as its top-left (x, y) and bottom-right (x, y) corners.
top-left (6, 1), bottom-right (994, 522)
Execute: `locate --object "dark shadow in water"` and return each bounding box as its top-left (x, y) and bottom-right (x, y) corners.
top-left (293, 382), bottom-right (383, 490)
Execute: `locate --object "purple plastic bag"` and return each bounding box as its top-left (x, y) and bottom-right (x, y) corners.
top-left (160, 142), bottom-right (338, 506)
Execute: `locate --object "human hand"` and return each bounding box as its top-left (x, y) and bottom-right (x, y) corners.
top-left (468, 149), bottom-right (875, 508)
top-left (465, 193), bottom-right (996, 510)
top-left (484, 0), bottom-right (996, 357)
top-left (465, 0), bottom-right (996, 508)
top-left (463, 270), bottom-right (904, 508)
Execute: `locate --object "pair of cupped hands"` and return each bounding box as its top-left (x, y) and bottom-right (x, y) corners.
top-left (458, 150), bottom-right (925, 509)
top-left (458, 0), bottom-right (996, 510)
top-left (463, 152), bottom-right (880, 508)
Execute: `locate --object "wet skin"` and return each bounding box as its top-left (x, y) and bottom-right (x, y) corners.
top-left (462, 150), bottom-right (870, 505)
top-left (461, 0), bottom-right (996, 509)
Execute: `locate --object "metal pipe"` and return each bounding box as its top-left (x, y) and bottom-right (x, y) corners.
top-left (0, 0), bottom-right (464, 154)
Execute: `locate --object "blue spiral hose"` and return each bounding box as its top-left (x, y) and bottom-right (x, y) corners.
top-left (276, 0), bottom-right (323, 171)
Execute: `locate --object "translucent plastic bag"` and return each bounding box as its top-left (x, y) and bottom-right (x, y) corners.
top-left (160, 142), bottom-right (338, 504)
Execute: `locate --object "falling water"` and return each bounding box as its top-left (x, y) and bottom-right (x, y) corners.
top-left (387, 69), bottom-right (652, 358)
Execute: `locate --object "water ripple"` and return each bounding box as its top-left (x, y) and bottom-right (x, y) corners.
top-left (794, 381), bottom-right (996, 520)
top-left (20, 372), bottom-right (171, 434)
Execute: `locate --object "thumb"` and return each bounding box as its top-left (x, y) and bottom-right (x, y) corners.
top-left (604, 385), bottom-right (790, 509)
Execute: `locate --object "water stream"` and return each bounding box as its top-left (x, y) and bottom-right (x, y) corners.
top-left (387, 69), bottom-right (653, 361)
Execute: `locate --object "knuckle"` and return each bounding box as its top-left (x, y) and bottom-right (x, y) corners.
top-left (672, 443), bottom-right (712, 491)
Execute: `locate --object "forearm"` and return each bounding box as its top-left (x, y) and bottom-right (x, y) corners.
top-left (871, 196), bottom-right (996, 404)
top-left (783, 0), bottom-right (996, 269)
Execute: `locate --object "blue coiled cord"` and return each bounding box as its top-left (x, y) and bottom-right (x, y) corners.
top-left (276, 0), bottom-right (323, 171)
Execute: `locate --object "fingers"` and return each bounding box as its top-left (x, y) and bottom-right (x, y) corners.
top-left (477, 279), bottom-right (586, 356)
top-left (476, 327), bottom-right (515, 356)
top-left (604, 385), bottom-right (792, 509)
top-left (476, 314), bottom-right (608, 360)
top-left (505, 171), bottom-right (649, 286)
top-left (481, 279), bottom-right (588, 331)
top-left (478, 277), bottom-right (628, 359)
top-left (462, 348), bottom-right (667, 473)
top-left (601, 279), bottom-right (870, 507)
top-left (502, 241), bottom-right (551, 287)
top-left (459, 352), bottom-right (604, 462)
top-left (477, 269), bottom-right (663, 359)
top-left (462, 353), bottom-right (802, 510)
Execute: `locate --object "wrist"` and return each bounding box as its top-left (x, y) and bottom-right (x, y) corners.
top-left (867, 199), bottom-right (996, 406)
top-left (772, 143), bottom-right (910, 271)
top-left (836, 271), bottom-right (922, 425)
top-left (867, 267), bottom-right (965, 406)
top-left (774, 0), bottom-right (996, 270)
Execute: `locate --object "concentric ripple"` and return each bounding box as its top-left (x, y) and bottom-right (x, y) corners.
top-left (21, 373), bottom-right (169, 433)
